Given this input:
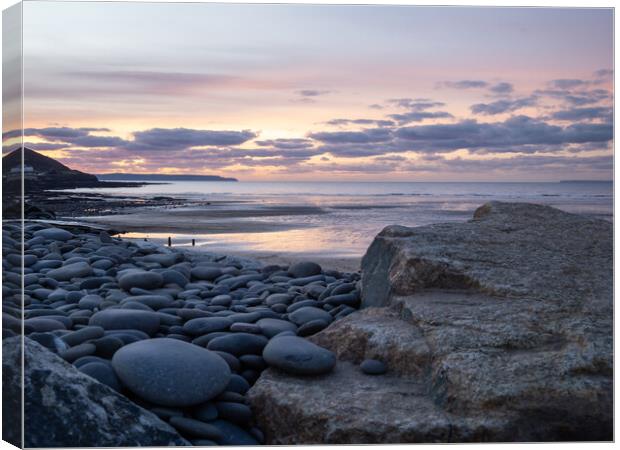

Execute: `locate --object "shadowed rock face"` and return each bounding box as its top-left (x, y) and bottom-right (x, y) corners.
top-left (3, 337), bottom-right (190, 447)
top-left (248, 202), bottom-right (612, 443)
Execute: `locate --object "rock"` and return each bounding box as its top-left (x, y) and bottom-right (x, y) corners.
top-left (207, 333), bottom-right (268, 356)
top-left (288, 261), bottom-right (322, 278)
top-left (288, 306), bottom-right (332, 326)
top-left (191, 267), bottom-right (222, 281)
top-left (256, 318), bottom-right (297, 338)
top-left (249, 203), bottom-right (613, 443)
top-left (210, 419), bottom-right (260, 445)
top-left (78, 362), bottom-right (122, 391)
top-left (183, 317), bottom-right (232, 336)
top-left (33, 227), bottom-right (74, 241)
top-left (112, 338), bottom-right (231, 407)
top-left (89, 309), bottom-right (161, 336)
top-left (47, 262), bottom-right (93, 281)
top-left (192, 402), bottom-right (219, 422)
top-left (168, 417), bottom-right (223, 440)
top-left (360, 359), bottom-right (386, 375)
top-left (262, 336), bottom-right (335, 376)
top-left (3, 337), bottom-right (189, 447)
top-left (24, 317), bottom-right (66, 333)
top-left (118, 270), bottom-right (163, 291)
top-left (297, 319), bottom-right (329, 337)
top-left (215, 402), bottom-right (252, 425)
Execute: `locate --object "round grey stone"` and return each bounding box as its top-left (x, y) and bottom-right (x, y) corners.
top-left (288, 261), bottom-right (322, 278)
top-left (263, 335), bottom-right (336, 375)
top-left (118, 271), bottom-right (163, 291)
top-left (112, 338), bottom-right (231, 407)
top-left (288, 306), bottom-right (333, 326)
top-left (360, 359), bottom-right (387, 375)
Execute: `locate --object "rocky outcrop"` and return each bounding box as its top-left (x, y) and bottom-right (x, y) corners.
top-left (3, 337), bottom-right (190, 447)
top-left (248, 202), bottom-right (613, 443)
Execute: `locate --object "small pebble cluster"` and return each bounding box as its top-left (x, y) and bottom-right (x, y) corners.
top-left (2, 222), bottom-right (363, 445)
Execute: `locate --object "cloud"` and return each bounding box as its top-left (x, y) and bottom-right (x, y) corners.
top-left (594, 69), bottom-right (613, 78)
top-left (297, 89), bottom-right (330, 97)
top-left (254, 138), bottom-right (315, 149)
top-left (325, 118), bottom-right (395, 127)
top-left (550, 106), bottom-right (613, 122)
top-left (127, 128), bottom-right (257, 150)
top-left (368, 104), bottom-right (383, 110)
top-left (388, 111), bottom-right (453, 125)
top-left (536, 87), bottom-right (610, 106)
top-left (394, 115), bottom-right (612, 153)
top-left (470, 96), bottom-right (537, 115)
top-left (387, 98), bottom-right (445, 110)
top-left (489, 82), bottom-right (514, 94)
top-left (308, 128), bottom-right (392, 144)
top-left (438, 80), bottom-right (488, 89)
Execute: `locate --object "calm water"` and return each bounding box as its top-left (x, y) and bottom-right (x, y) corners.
top-left (70, 181), bottom-right (614, 258)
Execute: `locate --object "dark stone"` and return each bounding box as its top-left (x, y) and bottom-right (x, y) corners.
top-left (183, 317), bottom-right (232, 336)
top-left (360, 359), bottom-right (387, 375)
top-left (89, 309), bottom-right (161, 336)
top-left (168, 417), bottom-right (223, 440)
top-left (263, 336), bottom-right (336, 375)
top-left (207, 333), bottom-right (268, 356)
top-left (298, 319), bottom-right (329, 337)
top-left (288, 261), bottom-right (322, 278)
top-left (78, 362), bottom-right (122, 391)
top-left (3, 337), bottom-right (189, 447)
top-left (215, 402), bottom-right (252, 425)
top-left (211, 419), bottom-right (260, 445)
top-left (112, 338), bottom-right (231, 407)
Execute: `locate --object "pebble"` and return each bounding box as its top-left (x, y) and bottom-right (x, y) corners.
top-left (47, 262), bottom-right (93, 281)
top-left (263, 336), bottom-right (336, 375)
top-left (118, 270), bottom-right (163, 291)
top-left (89, 309), bottom-right (161, 336)
top-left (360, 359), bottom-right (387, 375)
top-left (210, 419), bottom-right (259, 445)
top-left (78, 362), bottom-right (122, 391)
top-left (183, 317), bottom-right (233, 336)
top-left (298, 319), bottom-right (329, 337)
top-left (168, 417), bottom-right (223, 440)
top-left (112, 338), bottom-right (231, 407)
top-left (256, 318), bottom-right (298, 338)
top-left (288, 261), bottom-right (322, 278)
top-left (288, 306), bottom-right (333, 326)
top-left (207, 333), bottom-right (268, 356)
top-left (61, 326), bottom-right (105, 347)
top-left (33, 227), bottom-right (74, 241)
top-left (215, 402), bottom-right (252, 425)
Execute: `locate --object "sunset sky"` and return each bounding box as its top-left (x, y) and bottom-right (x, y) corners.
top-left (3, 3), bottom-right (614, 181)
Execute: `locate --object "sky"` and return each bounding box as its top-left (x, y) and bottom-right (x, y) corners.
top-left (2, 3), bottom-right (614, 181)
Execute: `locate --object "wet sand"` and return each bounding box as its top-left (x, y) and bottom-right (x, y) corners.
top-left (80, 204), bottom-right (326, 234)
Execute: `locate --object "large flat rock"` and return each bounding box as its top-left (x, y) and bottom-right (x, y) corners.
top-left (3, 337), bottom-right (190, 447)
top-left (248, 202), bottom-right (612, 442)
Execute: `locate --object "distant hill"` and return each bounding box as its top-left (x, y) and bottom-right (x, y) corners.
top-left (97, 173), bottom-right (238, 182)
top-left (2, 148), bottom-right (146, 191)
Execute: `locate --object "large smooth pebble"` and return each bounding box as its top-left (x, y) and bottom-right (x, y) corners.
top-left (207, 333), bottom-right (268, 356)
top-left (33, 227), bottom-right (74, 241)
top-left (288, 261), bottom-right (322, 278)
top-left (47, 262), bottom-right (93, 282)
top-left (112, 338), bottom-right (231, 407)
top-left (288, 306), bottom-right (333, 326)
top-left (263, 335), bottom-right (336, 375)
top-left (118, 271), bottom-right (163, 291)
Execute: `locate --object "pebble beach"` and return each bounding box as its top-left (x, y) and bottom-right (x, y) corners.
top-left (2, 221), bottom-right (363, 445)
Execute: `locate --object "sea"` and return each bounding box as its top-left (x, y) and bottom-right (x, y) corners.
top-left (70, 181), bottom-right (614, 258)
